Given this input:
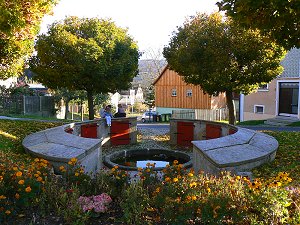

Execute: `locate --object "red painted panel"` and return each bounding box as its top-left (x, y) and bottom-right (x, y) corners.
top-left (81, 123), bottom-right (97, 138)
top-left (206, 124), bottom-right (221, 140)
top-left (111, 121), bottom-right (130, 146)
top-left (229, 129), bottom-right (236, 135)
top-left (65, 128), bottom-right (73, 134)
top-left (177, 122), bottom-right (194, 147)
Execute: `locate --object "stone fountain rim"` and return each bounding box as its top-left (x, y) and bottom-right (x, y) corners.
top-left (103, 148), bottom-right (193, 171)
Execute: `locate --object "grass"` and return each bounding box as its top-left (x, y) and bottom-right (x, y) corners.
top-left (236, 120), bottom-right (266, 126)
top-left (252, 131), bottom-right (300, 184)
top-left (288, 121), bottom-right (300, 127)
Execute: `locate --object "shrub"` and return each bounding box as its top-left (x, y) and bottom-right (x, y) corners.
top-left (120, 181), bottom-right (150, 225)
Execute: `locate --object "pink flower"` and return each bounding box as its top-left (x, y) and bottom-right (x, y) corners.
top-left (93, 193), bottom-right (112, 204)
top-left (78, 193), bottom-right (112, 213)
top-left (94, 204), bottom-right (107, 213)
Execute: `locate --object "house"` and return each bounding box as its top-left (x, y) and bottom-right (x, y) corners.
top-left (241, 48), bottom-right (300, 121)
top-left (0, 77), bottom-right (18, 88)
top-left (153, 66), bottom-right (227, 118)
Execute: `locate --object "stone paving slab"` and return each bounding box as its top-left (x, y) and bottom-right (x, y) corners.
top-left (249, 133), bottom-right (278, 153)
top-left (22, 131), bottom-right (48, 147)
top-left (204, 144), bottom-right (271, 167)
top-left (26, 142), bottom-right (86, 162)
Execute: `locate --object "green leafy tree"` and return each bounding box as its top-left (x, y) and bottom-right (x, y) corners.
top-left (143, 85), bottom-right (155, 109)
top-left (0, 0), bottom-right (58, 78)
top-left (217, 0), bottom-right (300, 49)
top-left (30, 16), bottom-right (139, 120)
top-left (52, 88), bottom-right (85, 120)
top-left (163, 13), bottom-right (285, 124)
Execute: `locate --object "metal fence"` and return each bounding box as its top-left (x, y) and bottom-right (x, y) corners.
top-left (0, 96), bottom-right (55, 116)
top-left (172, 108), bottom-right (228, 121)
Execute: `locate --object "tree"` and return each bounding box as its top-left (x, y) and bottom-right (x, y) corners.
top-left (0, 0), bottom-right (58, 78)
top-left (30, 16), bottom-right (139, 120)
top-left (51, 88), bottom-right (85, 120)
top-left (217, 0), bottom-right (300, 50)
top-left (163, 13), bottom-right (285, 124)
top-left (143, 85), bottom-right (155, 109)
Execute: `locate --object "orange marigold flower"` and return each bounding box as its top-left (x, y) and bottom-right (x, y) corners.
top-left (13, 167), bottom-right (18, 171)
top-left (25, 186), bottom-right (32, 193)
top-left (71, 157), bottom-right (77, 163)
top-left (59, 166), bottom-right (65, 171)
top-left (188, 172), bottom-right (194, 177)
top-left (75, 172), bottom-right (79, 177)
top-left (0, 195), bottom-right (6, 200)
top-left (34, 158), bottom-right (40, 162)
top-left (5, 210), bottom-right (11, 215)
top-left (146, 168), bottom-right (151, 173)
top-left (15, 193), bottom-right (20, 199)
top-left (137, 167), bottom-right (143, 171)
top-left (37, 177), bottom-right (43, 182)
top-left (18, 180), bottom-right (25, 185)
top-left (165, 177), bottom-right (171, 182)
top-left (173, 160), bottom-right (178, 165)
top-left (190, 182), bottom-right (197, 188)
top-left (173, 177), bottom-right (178, 182)
top-left (16, 171), bottom-right (22, 177)
top-left (34, 174), bottom-right (39, 178)
top-left (191, 195), bottom-right (197, 201)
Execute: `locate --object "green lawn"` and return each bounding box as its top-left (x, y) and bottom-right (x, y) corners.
top-left (236, 120), bottom-right (266, 126)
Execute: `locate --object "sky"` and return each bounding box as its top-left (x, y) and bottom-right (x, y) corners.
top-left (40, 0), bottom-right (219, 57)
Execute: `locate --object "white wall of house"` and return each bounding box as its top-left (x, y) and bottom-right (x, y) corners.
top-left (0, 77), bottom-right (17, 88)
top-left (243, 80), bottom-right (277, 121)
top-left (242, 48), bottom-right (300, 121)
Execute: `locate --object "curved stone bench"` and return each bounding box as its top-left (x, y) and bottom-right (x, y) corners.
top-left (22, 117), bottom-right (137, 174)
top-left (169, 119), bottom-right (278, 175)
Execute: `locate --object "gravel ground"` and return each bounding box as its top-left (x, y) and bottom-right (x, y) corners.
top-left (103, 127), bottom-right (173, 155)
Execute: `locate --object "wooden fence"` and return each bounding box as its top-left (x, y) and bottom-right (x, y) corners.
top-left (0, 96), bottom-right (55, 116)
top-left (172, 108), bottom-right (228, 121)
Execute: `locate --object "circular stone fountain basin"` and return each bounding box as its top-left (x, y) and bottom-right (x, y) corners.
top-left (103, 149), bottom-right (192, 171)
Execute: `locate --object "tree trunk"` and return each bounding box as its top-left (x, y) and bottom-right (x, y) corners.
top-left (226, 91), bottom-right (236, 125)
top-left (64, 98), bottom-right (69, 120)
top-left (87, 91), bottom-right (94, 120)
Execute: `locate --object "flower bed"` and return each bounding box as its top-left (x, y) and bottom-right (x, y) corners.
top-left (0, 120), bottom-right (299, 224)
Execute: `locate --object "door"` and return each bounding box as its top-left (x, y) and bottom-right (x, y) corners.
top-left (177, 122), bottom-right (194, 147)
top-left (110, 121), bottom-right (130, 146)
top-left (81, 123), bottom-right (98, 138)
top-left (206, 124), bottom-right (222, 140)
top-left (279, 82), bottom-right (299, 115)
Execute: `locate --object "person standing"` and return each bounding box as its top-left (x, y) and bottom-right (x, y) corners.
top-left (115, 104), bottom-right (126, 117)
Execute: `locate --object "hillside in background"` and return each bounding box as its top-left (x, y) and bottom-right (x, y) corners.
top-left (131, 59), bottom-right (166, 91)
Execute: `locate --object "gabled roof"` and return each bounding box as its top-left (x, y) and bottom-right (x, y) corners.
top-left (152, 65), bottom-right (169, 86)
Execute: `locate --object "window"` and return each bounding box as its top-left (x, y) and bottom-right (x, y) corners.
top-left (186, 89), bottom-right (192, 97)
top-left (171, 89), bottom-right (177, 97)
top-left (254, 105), bottom-right (264, 114)
top-left (258, 84), bottom-right (269, 91)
